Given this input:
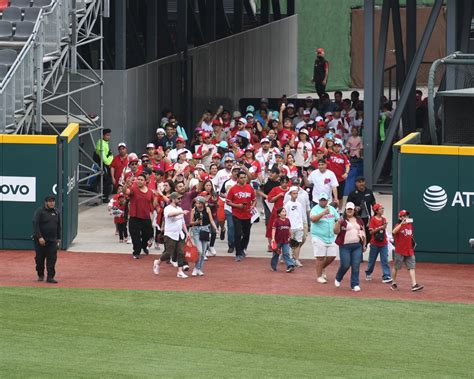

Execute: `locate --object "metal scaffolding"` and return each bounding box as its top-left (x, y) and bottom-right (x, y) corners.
top-left (363, 0), bottom-right (474, 190)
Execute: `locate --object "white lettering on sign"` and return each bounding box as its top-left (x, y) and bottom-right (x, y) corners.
top-left (0, 176), bottom-right (36, 202)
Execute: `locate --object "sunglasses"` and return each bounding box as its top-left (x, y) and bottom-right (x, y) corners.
top-left (130, 162), bottom-right (138, 166)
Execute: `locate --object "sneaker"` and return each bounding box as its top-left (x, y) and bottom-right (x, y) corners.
top-left (37, 275), bottom-right (44, 282)
top-left (316, 276), bottom-right (327, 284)
top-left (411, 283), bottom-right (424, 292)
top-left (270, 266), bottom-right (277, 272)
top-left (227, 247), bottom-right (234, 254)
top-left (170, 259), bottom-right (178, 268)
top-left (143, 248), bottom-right (150, 256)
top-left (391, 283), bottom-right (399, 291)
top-left (204, 255), bottom-right (208, 261)
top-left (382, 277), bottom-right (393, 284)
top-left (220, 228), bottom-right (226, 240)
top-left (46, 278), bottom-right (58, 284)
top-left (295, 259), bottom-right (303, 268)
top-left (132, 255), bottom-right (139, 259)
top-left (198, 270), bottom-right (205, 276)
top-left (126, 237), bottom-right (132, 244)
top-left (235, 256), bottom-right (241, 262)
top-left (183, 264), bottom-right (190, 272)
top-left (352, 285), bottom-right (361, 292)
top-left (286, 265), bottom-right (295, 273)
top-left (192, 268), bottom-right (199, 277)
top-left (242, 249), bottom-right (247, 257)
top-left (153, 260), bottom-right (160, 275)
top-left (334, 279), bottom-right (341, 288)
top-left (322, 270), bottom-right (327, 280)
top-left (208, 247), bottom-right (217, 256)
top-left (177, 272), bottom-right (188, 279)
top-left (365, 273), bottom-right (372, 281)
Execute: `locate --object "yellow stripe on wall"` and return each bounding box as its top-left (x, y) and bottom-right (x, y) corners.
top-left (61, 123), bottom-right (79, 143)
top-left (394, 132), bottom-right (420, 146)
top-left (401, 144), bottom-right (459, 155)
top-left (458, 146), bottom-right (474, 156)
top-left (1, 134), bottom-right (57, 144)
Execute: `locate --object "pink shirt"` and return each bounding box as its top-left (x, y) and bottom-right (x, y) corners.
top-left (347, 136), bottom-right (363, 158)
top-left (343, 219), bottom-right (361, 245)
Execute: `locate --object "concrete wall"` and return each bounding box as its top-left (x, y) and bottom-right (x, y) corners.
top-left (49, 15), bottom-right (297, 154)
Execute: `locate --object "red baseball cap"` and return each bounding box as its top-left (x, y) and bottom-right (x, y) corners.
top-left (373, 203), bottom-right (383, 212)
top-left (192, 153), bottom-right (203, 160)
top-left (200, 172), bottom-right (210, 181)
top-left (202, 132), bottom-right (211, 139)
top-left (176, 136), bottom-right (185, 142)
top-left (317, 120), bottom-right (326, 128)
top-left (398, 209), bottom-right (410, 217)
top-left (317, 47), bottom-right (325, 54)
top-left (213, 153), bottom-right (222, 159)
top-left (165, 165), bottom-right (175, 173)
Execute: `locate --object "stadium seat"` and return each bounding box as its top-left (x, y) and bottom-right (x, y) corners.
top-left (0, 0), bottom-right (8, 12)
top-left (23, 7), bottom-right (40, 22)
top-left (0, 48), bottom-right (18, 68)
top-left (2, 7), bottom-right (22, 23)
top-left (12, 20), bottom-right (34, 41)
top-left (32, 0), bottom-right (51, 7)
top-left (9, 0), bottom-right (32, 11)
top-left (0, 20), bottom-right (12, 40)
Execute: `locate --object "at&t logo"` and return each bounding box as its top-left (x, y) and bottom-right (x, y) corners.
top-left (423, 185), bottom-right (474, 211)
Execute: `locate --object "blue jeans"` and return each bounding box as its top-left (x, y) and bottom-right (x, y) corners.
top-left (225, 210), bottom-right (234, 248)
top-left (336, 243), bottom-right (363, 288)
top-left (192, 225), bottom-right (210, 271)
top-left (271, 243), bottom-right (295, 270)
top-left (365, 243), bottom-right (391, 279)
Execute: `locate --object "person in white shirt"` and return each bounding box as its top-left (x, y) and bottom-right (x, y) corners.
top-left (168, 137), bottom-right (192, 162)
top-left (327, 108), bottom-right (350, 143)
top-left (255, 138), bottom-right (280, 181)
top-left (153, 192), bottom-right (189, 278)
top-left (212, 156), bottom-right (234, 192)
top-left (284, 187), bottom-right (308, 267)
top-left (283, 178), bottom-right (311, 215)
top-left (304, 158), bottom-right (339, 206)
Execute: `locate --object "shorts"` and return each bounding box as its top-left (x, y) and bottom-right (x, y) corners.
top-left (312, 237), bottom-right (338, 258)
top-left (290, 229), bottom-right (304, 243)
top-left (337, 181), bottom-right (345, 200)
top-left (394, 253), bottom-right (416, 270)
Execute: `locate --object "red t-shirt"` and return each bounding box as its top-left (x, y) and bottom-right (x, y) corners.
top-left (327, 152), bottom-right (350, 182)
top-left (369, 216), bottom-right (388, 246)
top-left (393, 223), bottom-right (414, 256)
top-left (110, 155), bottom-right (128, 185)
top-left (272, 217), bottom-right (291, 244)
top-left (128, 184), bottom-right (154, 220)
top-left (243, 159), bottom-right (262, 178)
top-left (278, 129), bottom-right (295, 145)
top-left (226, 183), bottom-right (256, 220)
top-left (152, 159), bottom-right (170, 173)
top-left (268, 186), bottom-right (288, 210)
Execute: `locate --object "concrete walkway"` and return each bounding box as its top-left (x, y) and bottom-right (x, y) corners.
top-left (69, 194), bottom-right (394, 260)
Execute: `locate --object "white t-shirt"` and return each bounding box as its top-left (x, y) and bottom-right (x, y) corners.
top-left (222, 178), bottom-right (237, 212)
top-left (308, 169), bottom-right (338, 202)
top-left (213, 168), bottom-right (232, 193)
top-left (284, 200), bottom-right (307, 230)
top-left (168, 148), bottom-right (192, 162)
top-left (163, 204), bottom-right (185, 240)
top-left (201, 121), bottom-right (213, 132)
top-left (283, 188), bottom-right (311, 213)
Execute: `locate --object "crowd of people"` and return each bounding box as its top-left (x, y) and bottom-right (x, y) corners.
top-left (95, 91), bottom-right (422, 291)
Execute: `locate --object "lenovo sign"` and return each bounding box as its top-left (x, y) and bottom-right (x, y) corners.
top-left (0, 176), bottom-right (36, 202)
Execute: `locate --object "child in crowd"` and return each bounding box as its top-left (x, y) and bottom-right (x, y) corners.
top-left (390, 210), bottom-right (424, 292)
top-left (271, 207), bottom-right (296, 272)
top-left (346, 126), bottom-right (363, 159)
top-left (112, 193), bottom-right (128, 242)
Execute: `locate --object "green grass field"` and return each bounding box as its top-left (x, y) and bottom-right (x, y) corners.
top-left (1, 287), bottom-right (473, 378)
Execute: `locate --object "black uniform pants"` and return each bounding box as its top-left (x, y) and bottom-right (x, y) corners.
top-left (34, 240), bottom-right (57, 279)
top-left (129, 217), bottom-right (153, 256)
top-left (232, 216), bottom-right (252, 257)
top-left (117, 222), bottom-right (128, 240)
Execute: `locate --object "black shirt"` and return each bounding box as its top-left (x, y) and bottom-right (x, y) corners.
top-left (263, 179), bottom-right (280, 196)
top-left (32, 206), bottom-right (61, 241)
top-left (313, 57), bottom-right (328, 83)
top-left (347, 188), bottom-right (376, 219)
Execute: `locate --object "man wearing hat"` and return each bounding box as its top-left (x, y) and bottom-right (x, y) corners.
top-left (310, 192), bottom-right (339, 283)
top-left (168, 137), bottom-right (192, 162)
top-left (326, 139), bottom-right (350, 210)
top-left (284, 186), bottom-right (309, 267)
top-left (32, 195), bottom-right (61, 283)
top-left (110, 142), bottom-right (128, 190)
top-left (153, 128), bottom-right (166, 149)
top-left (304, 158), bottom-right (339, 207)
top-left (312, 47), bottom-right (329, 98)
top-left (153, 192), bottom-right (189, 278)
top-left (95, 128), bottom-right (113, 203)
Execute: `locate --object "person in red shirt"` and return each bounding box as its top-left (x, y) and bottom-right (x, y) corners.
top-left (110, 142), bottom-right (129, 190)
top-left (122, 158), bottom-right (140, 185)
top-left (271, 207), bottom-right (296, 272)
top-left (390, 210), bottom-right (424, 291)
top-left (226, 170), bottom-right (256, 261)
top-left (365, 203), bottom-right (392, 283)
top-left (242, 145), bottom-right (262, 182)
top-left (123, 173), bottom-right (157, 259)
top-left (111, 193), bottom-right (128, 242)
top-left (266, 176), bottom-right (290, 241)
top-left (326, 140), bottom-right (350, 210)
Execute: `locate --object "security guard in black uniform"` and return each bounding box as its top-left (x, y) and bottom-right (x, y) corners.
top-left (32, 195), bottom-right (61, 283)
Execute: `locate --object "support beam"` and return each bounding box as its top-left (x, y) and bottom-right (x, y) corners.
top-left (206, 0), bottom-right (216, 42)
top-left (445, 0), bottom-right (457, 89)
top-left (390, 0), bottom-right (405, 95)
top-left (146, 0), bottom-right (158, 62)
top-left (373, 0), bottom-right (443, 183)
top-left (234, 0), bottom-right (243, 33)
top-left (114, 0), bottom-right (126, 69)
top-left (177, 0), bottom-right (191, 134)
top-left (261, 0), bottom-right (270, 24)
top-left (373, 0), bottom-right (390, 148)
top-left (363, 0), bottom-right (375, 188)
top-left (405, 0), bottom-right (417, 134)
top-left (287, 0), bottom-right (295, 16)
top-left (271, 0), bottom-right (281, 20)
